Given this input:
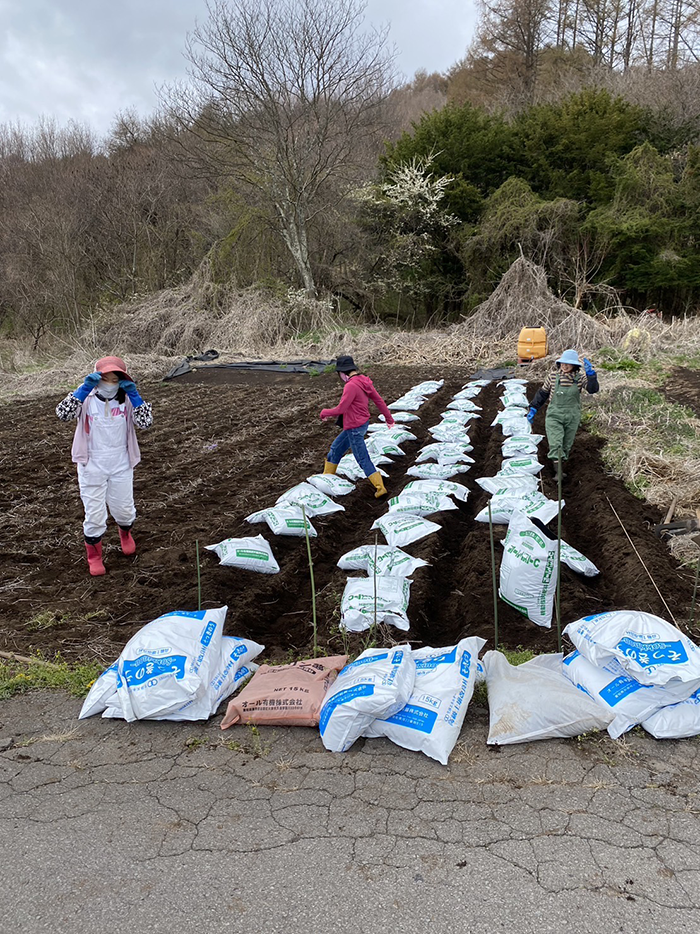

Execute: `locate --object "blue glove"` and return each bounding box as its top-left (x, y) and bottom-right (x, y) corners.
top-left (119, 379), bottom-right (144, 408)
top-left (527, 406), bottom-right (537, 423)
top-left (73, 371), bottom-right (101, 402)
top-left (583, 357), bottom-right (595, 377)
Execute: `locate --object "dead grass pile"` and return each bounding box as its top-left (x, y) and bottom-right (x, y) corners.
top-left (668, 534), bottom-right (700, 568)
top-left (616, 451), bottom-right (700, 512)
top-left (453, 256), bottom-right (621, 352)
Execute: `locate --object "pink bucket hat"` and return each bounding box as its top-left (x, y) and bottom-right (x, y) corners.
top-left (95, 355), bottom-right (132, 380)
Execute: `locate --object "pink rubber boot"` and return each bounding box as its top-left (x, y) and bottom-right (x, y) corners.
top-left (119, 527), bottom-right (136, 555)
top-left (85, 541), bottom-right (106, 576)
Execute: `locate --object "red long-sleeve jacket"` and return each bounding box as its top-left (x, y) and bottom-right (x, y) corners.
top-left (320, 375), bottom-right (395, 429)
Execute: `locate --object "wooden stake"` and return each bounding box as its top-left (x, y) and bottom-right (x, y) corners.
top-left (488, 500), bottom-right (499, 650)
top-left (664, 497), bottom-right (678, 524)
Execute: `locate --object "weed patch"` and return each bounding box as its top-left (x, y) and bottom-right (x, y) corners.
top-left (0, 655), bottom-right (102, 700)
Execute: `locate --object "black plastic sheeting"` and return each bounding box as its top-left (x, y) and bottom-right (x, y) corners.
top-left (163, 355), bottom-right (334, 381)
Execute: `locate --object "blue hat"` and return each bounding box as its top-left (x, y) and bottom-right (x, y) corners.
top-left (556, 349), bottom-right (581, 366)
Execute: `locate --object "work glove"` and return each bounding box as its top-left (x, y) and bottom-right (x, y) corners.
top-left (527, 406), bottom-right (537, 424)
top-left (583, 357), bottom-right (596, 378)
top-left (73, 371), bottom-right (101, 402)
top-left (119, 378), bottom-right (145, 408)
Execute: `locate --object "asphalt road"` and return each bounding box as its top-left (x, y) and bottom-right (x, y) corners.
top-left (1, 692), bottom-right (699, 933)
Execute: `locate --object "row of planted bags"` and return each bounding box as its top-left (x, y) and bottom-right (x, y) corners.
top-left (81, 605), bottom-right (700, 760)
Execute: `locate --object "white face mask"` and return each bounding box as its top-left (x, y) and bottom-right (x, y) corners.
top-left (97, 380), bottom-right (119, 399)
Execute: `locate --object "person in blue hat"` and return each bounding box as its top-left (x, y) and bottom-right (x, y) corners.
top-left (527, 349), bottom-right (599, 475)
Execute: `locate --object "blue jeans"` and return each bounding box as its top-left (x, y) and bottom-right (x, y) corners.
top-left (327, 420), bottom-right (375, 477)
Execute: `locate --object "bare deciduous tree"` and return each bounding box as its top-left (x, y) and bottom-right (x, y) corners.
top-left (161, 0), bottom-right (397, 296)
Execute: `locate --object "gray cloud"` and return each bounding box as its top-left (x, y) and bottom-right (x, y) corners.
top-left (0, 0), bottom-right (476, 136)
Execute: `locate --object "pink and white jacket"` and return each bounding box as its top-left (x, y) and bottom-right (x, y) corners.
top-left (56, 391), bottom-right (153, 468)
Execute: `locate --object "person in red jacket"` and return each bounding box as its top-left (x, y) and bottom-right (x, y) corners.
top-left (319, 355), bottom-right (395, 498)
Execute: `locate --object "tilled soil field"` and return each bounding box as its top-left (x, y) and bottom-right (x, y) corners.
top-left (2, 365), bottom-right (698, 664)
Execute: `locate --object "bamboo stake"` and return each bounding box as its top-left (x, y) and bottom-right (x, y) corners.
top-left (689, 559), bottom-right (700, 628)
top-left (605, 495), bottom-right (677, 625)
top-left (488, 500), bottom-right (499, 649)
top-left (301, 506), bottom-right (318, 657)
top-left (196, 539), bottom-right (202, 612)
top-left (555, 456), bottom-right (563, 653)
top-left (373, 531), bottom-right (379, 636)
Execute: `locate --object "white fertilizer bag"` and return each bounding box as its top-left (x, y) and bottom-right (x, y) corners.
top-left (563, 611), bottom-right (700, 688)
top-left (407, 462), bottom-right (471, 480)
top-left (337, 456), bottom-right (389, 481)
top-left (387, 491), bottom-right (458, 517)
top-left (417, 442), bottom-right (474, 464)
top-left (561, 650), bottom-right (697, 739)
top-left (502, 435), bottom-right (543, 457)
top-left (389, 395), bottom-right (426, 411)
top-left (337, 544), bottom-right (429, 577)
top-left (306, 473), bottom-right (355, 497)
top-left (492, 407), bottom-right (529, 427)
top-left (277, 482), bottom-right (344, 516)
top-left (475, 474), bottom-right (539, 496)
top-left (205, 535), bottom-right (280, 574)
top-left (371, 513), bottom-right (441, 547)
top-left (499, 512), bottom-right (558, 628)
top-left (412, 380), bottom-right (444, 394)
top-left (446, 399), bottom-right (481, 412)
top-left (501, 418), bottom-right (532, 437)
top-left (499, 378), bottom-right (528, 388)
top-left (380, 411), bottom-right (419, 423)
top-left (366, 438), bottom-right (405, 458)
top-left (499, 455), bottom-right (543, 476)
top-left (403, 478), bottom-right (469, 502)
top-left (642, 689), bottom-right (700, 739)
top-left (365, 637), bottom-right (486, 765)
top-left (439, 411), bottom-right (480, 426)
top-left (428, 426), bottom-right (473, 444)
top-left (340, 577), bottom-right (412, 632)
top-left (501, 392), bottom-right (529, 409)
top-left (452, 388), bottom-right (482, 400)
top-left (79, 607), bottom-right (265, 722)
top-left (319, 647), bottom-right (416, 752)
top-left (246, 505), bottom-right (318, 537)
top-left (464, 379), bottom-right (491, 387)
top-left (369, 427), bottom-right (417, 444)
top-left (483, 651), bottom-right (614, 744)
top-left (560, 542), bottom-right (600, 577)
top-left (475, 490), bottom-right (562, 525)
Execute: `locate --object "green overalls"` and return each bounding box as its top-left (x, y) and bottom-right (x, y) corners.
top-left (545, 374), bottom-right (581, 461)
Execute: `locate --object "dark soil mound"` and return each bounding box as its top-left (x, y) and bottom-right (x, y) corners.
top-left (1, 365), bottom-right (697, 665)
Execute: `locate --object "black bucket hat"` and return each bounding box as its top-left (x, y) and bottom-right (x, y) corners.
top-left (335, 355), bottom-right (357, 373)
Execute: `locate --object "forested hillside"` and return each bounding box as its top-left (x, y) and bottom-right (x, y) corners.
top-left (1, 0), bottom-right (698, 351)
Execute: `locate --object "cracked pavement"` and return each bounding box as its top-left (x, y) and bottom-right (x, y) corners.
top-left (2, 692), bottom-right (700, 933)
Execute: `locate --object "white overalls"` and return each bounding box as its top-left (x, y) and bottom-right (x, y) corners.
top-left (78, 395), bottom-right (136, 539)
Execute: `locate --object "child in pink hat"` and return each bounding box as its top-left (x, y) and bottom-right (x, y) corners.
top-left (56, 356), bottom-right (153, 576)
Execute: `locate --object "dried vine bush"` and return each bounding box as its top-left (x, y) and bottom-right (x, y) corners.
top-left (452, 256), bottom-right (621, 352)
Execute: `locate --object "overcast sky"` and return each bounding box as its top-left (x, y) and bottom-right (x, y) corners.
top-left (0, 0), bottom-right (477, 138)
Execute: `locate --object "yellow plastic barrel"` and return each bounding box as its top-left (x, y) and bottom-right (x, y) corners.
top-left (517, 327), bottom-right (548, 362)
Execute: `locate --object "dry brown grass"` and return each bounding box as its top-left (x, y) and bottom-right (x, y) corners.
top-left (2, 254), bottom-right (700, 404)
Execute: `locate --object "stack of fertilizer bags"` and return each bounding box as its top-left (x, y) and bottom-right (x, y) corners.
top-left (80, 606), bottom-right (265, 722)
top-left (318, 637), bottom-right (486, 764)
top-left (482, 611), bottom-right (700, 743)
top-left (472, 378), bottom-right (599, 630)
top-left (334, 380), bottom-right (447, 634)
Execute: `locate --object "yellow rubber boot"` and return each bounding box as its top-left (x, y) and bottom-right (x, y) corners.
top-left (368, 472), bottom-right (387, 498)
top-left (323, 460), bottom-right (338, 475)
